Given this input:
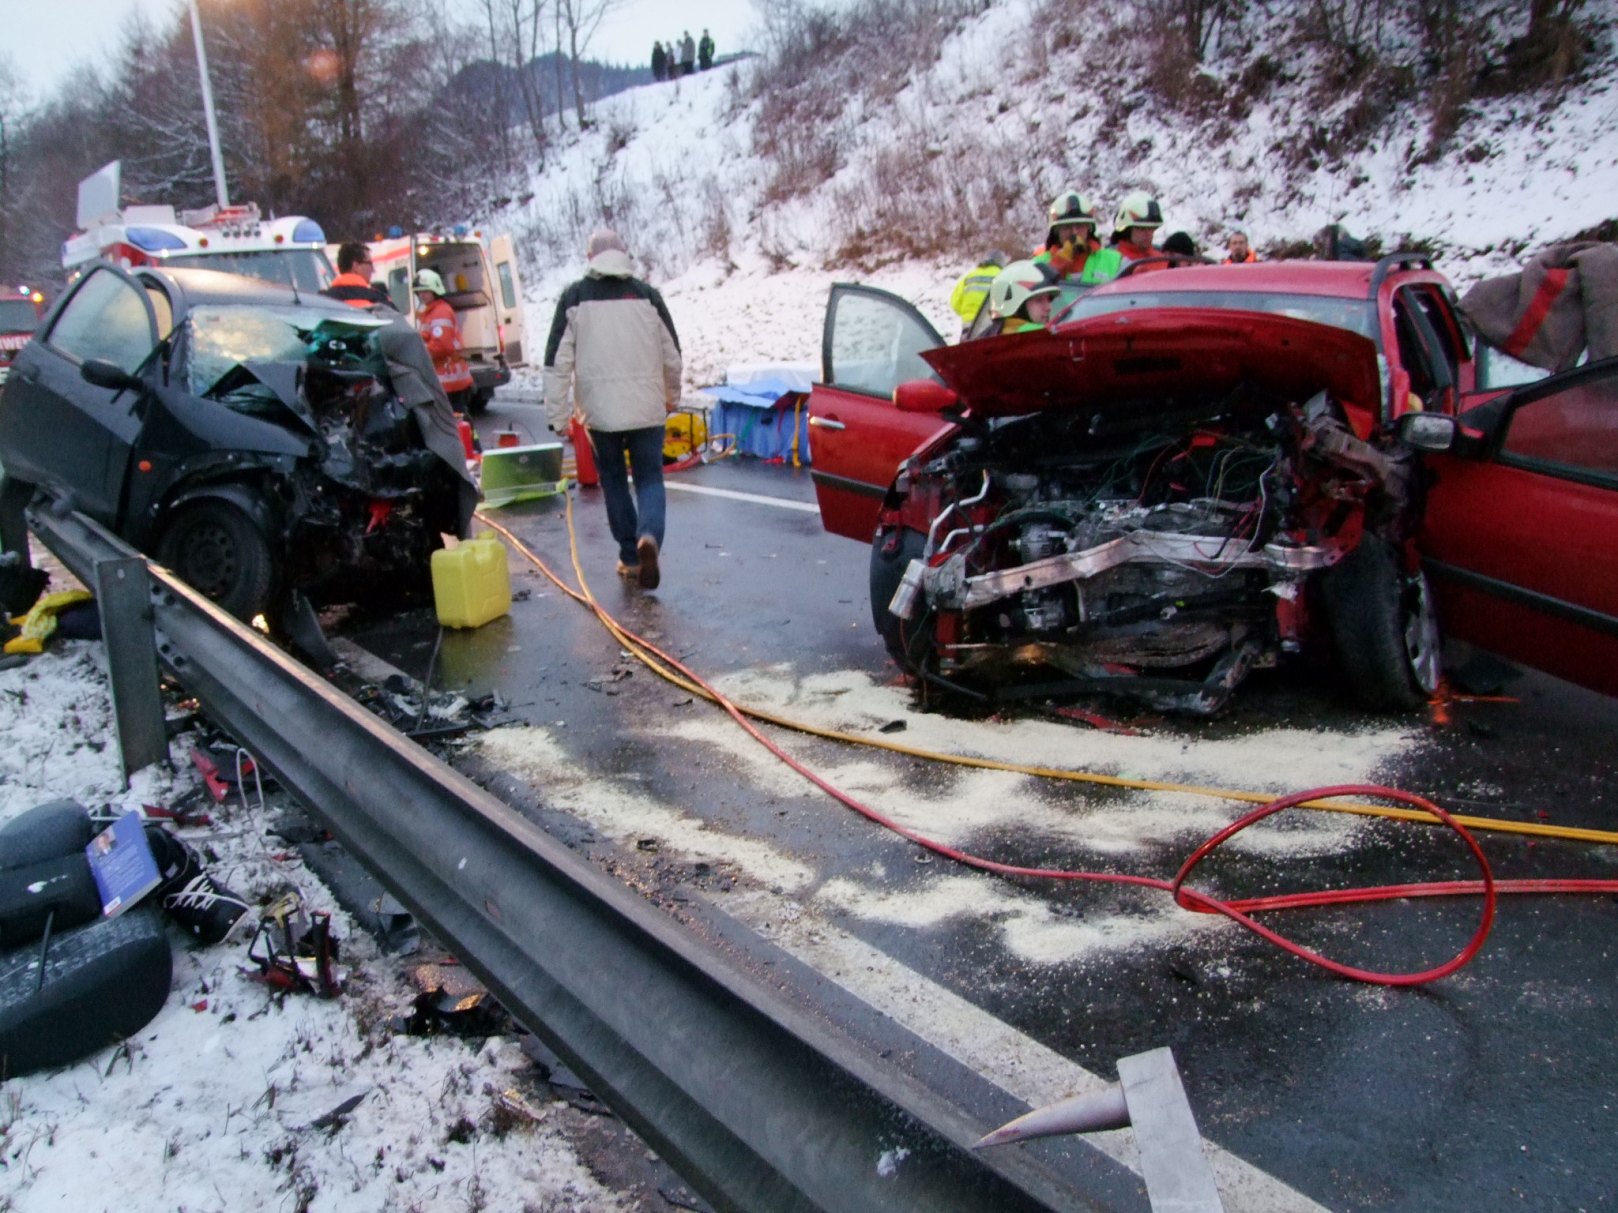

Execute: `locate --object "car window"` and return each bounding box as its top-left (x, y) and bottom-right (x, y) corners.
top-left (145, 286), bottom-right (175, 341)
top-left (828, 289), bottom-right (942, 396)
top-left (1475, 341), bottom-right (1566, 391)
top-left (163, 249), bottom-right (333, 293)
top-left (1060, 290), bottom-right (1379, 340)
top-left (1393, 286), bottom-right (1461, 406)
top-left (45, 268), bottom-right (156, 373)
top-left (1500, 365), bottom-right (1618, 479)
top-left (497, 261), bottom-right (517, 310)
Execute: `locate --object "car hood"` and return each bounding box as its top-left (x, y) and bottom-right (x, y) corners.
top-left (920, 307), bottom-right (1382, 419)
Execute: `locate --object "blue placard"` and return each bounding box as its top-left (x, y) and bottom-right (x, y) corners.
top-left (85, 813), bottom-right (162, 917)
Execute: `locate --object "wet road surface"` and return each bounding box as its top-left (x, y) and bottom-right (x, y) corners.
top-left (345, 415), bottom-right (1618, 1212)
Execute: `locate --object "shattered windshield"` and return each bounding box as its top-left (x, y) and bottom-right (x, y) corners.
top-left (184, 305), bottom-right (389, 402)
top-left (1056, 290), bottom-right (1380, 342)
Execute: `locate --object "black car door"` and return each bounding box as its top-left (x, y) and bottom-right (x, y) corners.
top-left (0, 265), bottom-right (161, 525)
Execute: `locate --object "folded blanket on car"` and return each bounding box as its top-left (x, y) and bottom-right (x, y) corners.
top-left (1459, 241), bottom-right (1618, 370)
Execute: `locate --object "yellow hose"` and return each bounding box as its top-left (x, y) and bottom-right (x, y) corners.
top-left (475, 507), bottom-right (1618, 850)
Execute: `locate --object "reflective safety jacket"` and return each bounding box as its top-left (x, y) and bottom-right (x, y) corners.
top-left (1036, 244), bottom-right (1124, 285)
top-left (417, 296), bottom-right (474, 394)
top-left (950, 263), bottom-right (1000, 326)
top-left (322, 272), bottom-right (395, 310)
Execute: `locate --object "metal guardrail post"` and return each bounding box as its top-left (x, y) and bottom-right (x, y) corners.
top-left (26, 507), bottom-right (1104, 1213)
top-left (26, 508), bottom-right (167, 784)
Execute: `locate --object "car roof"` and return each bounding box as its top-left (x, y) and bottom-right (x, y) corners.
top-left (1088, 259), bottom-right (1389, 300)
top-left (131, 264), bottom-right (358, 318)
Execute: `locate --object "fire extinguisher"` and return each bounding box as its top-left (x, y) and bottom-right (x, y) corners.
top-left (569, 416), bottom-right (598, 486)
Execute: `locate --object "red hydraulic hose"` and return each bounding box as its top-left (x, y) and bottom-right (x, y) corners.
top-left (481, 512), bottom-right (1618, 987)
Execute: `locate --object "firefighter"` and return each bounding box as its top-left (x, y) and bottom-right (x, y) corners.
top-left (1110, 191), bottom-right (1166, 263)
top-left (1035, 191), bottom-right (1123, 284)
top-left (949, 250), bottom-right (1007, 335)
top-left (413, 269), bottom-right (474, 408)
top-left (988, 260), bottom-right (1060, 335)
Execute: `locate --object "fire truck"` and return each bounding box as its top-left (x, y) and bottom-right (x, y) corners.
top-left (62, 161), bottom-right (332, 292)
top-left (361, 228), bottom-right (527, 412)
top-left (0, 286), bottom-right (47, 386)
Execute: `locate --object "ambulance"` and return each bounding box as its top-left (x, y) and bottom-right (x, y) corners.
top-left (61, 161), bottom-right (331, 292)
top-left (362, 229), bottom-right (527, 412)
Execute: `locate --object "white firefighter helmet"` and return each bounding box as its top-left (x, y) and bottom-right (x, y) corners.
top-left (989, 260), bottom-right (1060, 320)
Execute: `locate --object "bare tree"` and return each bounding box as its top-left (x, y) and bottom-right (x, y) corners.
top-left (556, 0), bottom-right (625, 129)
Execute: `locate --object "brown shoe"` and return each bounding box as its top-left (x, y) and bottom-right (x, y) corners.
top-left (636, 536), bottom-right (661, 589)
top-left (616, 560), bottom-right (640, 578)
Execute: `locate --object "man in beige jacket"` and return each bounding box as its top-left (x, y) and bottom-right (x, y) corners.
top-left (543, 229), bottom-right (683, 589)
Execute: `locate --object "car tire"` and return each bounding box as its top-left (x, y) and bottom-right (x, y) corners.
top-left (1321, 535), bottom-right (1442, 711)
top-left (869, 526), bottom-right (927, 671)
top-left (0, 905), bottom-right (172, 1078)
top-left (467, 386), bottom-right (494, 415)
top-left (156, 500), bottom-right (276, 621)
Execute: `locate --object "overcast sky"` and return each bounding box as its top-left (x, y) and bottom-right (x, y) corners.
top-left (3, 0), bottom-right (763, 100)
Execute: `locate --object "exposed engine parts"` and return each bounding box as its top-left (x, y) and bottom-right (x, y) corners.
top-left (880, 390), bottom-right (1418, 711)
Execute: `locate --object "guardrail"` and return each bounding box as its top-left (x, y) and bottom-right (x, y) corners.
top-left (28, 505), bottom-right (1111, 1213)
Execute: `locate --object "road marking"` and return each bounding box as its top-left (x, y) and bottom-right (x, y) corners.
top-left (715, 885), bottom-right (1327, 1213)
top-left (664, 481), bottom-right (820, 513)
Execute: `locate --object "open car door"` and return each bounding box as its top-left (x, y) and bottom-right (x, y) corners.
top-left (807, 284), bottom-right (953, 541)
top-left (1418, 357), bottom-right (1618, 696)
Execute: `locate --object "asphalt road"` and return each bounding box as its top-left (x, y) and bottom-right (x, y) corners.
top-left (345, 402), bottom-right (1618, 1212)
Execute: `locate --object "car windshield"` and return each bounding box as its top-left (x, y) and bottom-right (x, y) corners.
top-left (0, 300), bottom-right (38, 332)
top-left (1055, 289), bottom-right (1380, 342)
top-left (184, 304), bottom-right (388, 400)
top-left (164, 249), bottom-right (333, 293)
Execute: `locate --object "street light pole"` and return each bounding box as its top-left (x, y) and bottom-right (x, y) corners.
top-left (187, 0), bottom-right (230, 210)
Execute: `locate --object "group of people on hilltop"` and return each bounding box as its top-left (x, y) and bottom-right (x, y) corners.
top-left (952, 190), bottom-right (1261, 335)
top-left (651, 30), bottom-right (714, 81)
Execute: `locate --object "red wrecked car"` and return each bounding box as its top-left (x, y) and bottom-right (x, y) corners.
top-left (806, 255), bottom-right (1618, 712)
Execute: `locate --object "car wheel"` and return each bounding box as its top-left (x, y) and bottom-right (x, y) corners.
top-left (869, 526), bottom-right (927, 671)
top-left (1321, 535), bottom-right (1442, 711)
top-left (156, 500), bottom-right (276, 621)
top-left (467, 387), bottom-right (493, 415)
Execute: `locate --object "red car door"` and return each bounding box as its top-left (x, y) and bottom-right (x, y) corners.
top-left (1419, 358), bottom-right (1618, 696)
top-left (807, 284), bottom-right (953, 541)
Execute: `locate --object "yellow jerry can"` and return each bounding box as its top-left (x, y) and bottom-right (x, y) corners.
top-left (430, 536), bottom-right (511, 628)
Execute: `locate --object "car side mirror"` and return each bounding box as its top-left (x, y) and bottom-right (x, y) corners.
top-left (1399, 412), bottom-right (1459, 453)
top-left (80, 359), bottom-right (145, 394)
top-left (893, 379), bottom-right (958, 414)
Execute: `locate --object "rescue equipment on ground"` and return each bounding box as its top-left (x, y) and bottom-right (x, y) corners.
top-left (431, 535), bottom-right (512, 628)
top-left (4, 589), bottom-right (95, 655)
top-left (479, 442), bottom-right (566, 508)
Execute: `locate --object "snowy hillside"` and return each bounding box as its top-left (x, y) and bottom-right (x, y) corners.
top-left (497, 0), bottom-right (1617, 392)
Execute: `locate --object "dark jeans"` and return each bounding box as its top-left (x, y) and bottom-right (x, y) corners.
top-left (589, 425), bottom-right (666, 565)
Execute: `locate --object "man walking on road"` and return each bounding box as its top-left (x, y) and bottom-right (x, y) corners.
top-left (543, 229), bottom-right (682, 589)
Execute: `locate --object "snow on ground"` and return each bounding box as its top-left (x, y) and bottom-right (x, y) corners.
top-left (5, 4), bottom-right (1615, 1205)
top-left (0, 645), bottom-right (633, 1213)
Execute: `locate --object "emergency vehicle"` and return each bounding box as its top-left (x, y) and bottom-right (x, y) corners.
top-left (61, 161), bottom-right (332, 293)
top-left (0, 286), bottom-right (46, 386)
top-left (362, 229), bottom-right (526, 411)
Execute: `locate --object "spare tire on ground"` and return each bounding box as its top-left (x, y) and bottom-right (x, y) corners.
top-left (0, 905), bottom-right (172, 1077)
top-left (0, 800), bottom-right (174, 1077)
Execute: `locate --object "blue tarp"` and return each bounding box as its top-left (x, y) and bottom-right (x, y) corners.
top-left (700, 377), bottom-right (813, 464)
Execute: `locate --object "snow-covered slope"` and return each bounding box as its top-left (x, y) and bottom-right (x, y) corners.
top-left (500, 0), bottom-right (1616, 394)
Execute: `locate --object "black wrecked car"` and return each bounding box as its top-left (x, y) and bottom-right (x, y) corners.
top-left (0, 263), bottom-right (475, 623)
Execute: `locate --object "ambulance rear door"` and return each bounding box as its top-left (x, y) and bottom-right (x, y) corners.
top-left (489, 234), bottom-right (526, 367)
